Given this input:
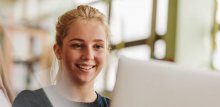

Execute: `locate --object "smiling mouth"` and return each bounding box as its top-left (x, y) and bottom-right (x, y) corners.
top-left (76, 64), bottom-right (96, 72)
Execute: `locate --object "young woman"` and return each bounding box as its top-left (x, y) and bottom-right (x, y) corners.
top-left (13, 5), bottom-right (110, 107)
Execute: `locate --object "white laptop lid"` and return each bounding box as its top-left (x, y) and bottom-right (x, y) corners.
top-left (111, 56), bottom-right (220, 107)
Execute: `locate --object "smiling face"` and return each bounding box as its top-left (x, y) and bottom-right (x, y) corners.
top-left (54, 19), bottom-right (108, 85)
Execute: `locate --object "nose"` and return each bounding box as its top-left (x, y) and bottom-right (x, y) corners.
top-left (81, 47), bottom-right (94, 60)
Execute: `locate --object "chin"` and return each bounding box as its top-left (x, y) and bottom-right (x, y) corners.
top-left (74, 76), bottom-right (95, 84)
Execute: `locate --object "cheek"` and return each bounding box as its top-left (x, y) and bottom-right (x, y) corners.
top-left (62, 47), bottom-right (79, 60)
top-left (96, 52), bottom-right (107, 66)
top-left (63, 56), bottom-right (74, 70)
top-left (62, 50), bottom-right (78, 67)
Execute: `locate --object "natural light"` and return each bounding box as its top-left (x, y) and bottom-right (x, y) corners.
top-left (156, 0), bottom-right (169, 35)
top-left (110, 0), bottom-right (153, 44)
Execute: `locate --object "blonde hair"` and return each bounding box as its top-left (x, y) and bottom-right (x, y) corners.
top-left (55, 5), bottom-right (110, 47)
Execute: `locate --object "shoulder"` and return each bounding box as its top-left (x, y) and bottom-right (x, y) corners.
top-left (12, 90), bottom-right (40, 107)
top-left (96, 92), bottom-right (111, 107)
top-left (12, 88), bottom-right (52, 107)
top-left (18, 88), bottom-right (46, 99)
top-left (102, 96), bottom-right (111, 105)
top-left (16, 90), bottom-right (41, 101)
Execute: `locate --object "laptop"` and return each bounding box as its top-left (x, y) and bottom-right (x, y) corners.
top-left (111, 56), bottom-right (220, 107)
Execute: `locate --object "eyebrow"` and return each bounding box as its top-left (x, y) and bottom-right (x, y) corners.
top-left (69, 38), bottom-right (84, 42)
top-left (93, 39), bottom-right (105, 42)
top-left (69, 38), bottom-right (105, 42)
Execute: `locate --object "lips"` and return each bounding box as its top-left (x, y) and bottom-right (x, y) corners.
top-left (76, 64), bottom-right (96, 72)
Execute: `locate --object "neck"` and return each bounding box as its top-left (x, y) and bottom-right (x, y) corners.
top-left (55, 76), bottom-right (97, 102)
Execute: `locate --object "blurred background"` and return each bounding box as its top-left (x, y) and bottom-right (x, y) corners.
top-left (0, 0), bottom-right (219, 98)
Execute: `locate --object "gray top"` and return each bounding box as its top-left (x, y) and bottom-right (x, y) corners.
top-left (12, 86), bottom-right (110, 107)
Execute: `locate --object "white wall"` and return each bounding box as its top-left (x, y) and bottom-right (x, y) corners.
top-left (176, 0), bottom-right (215, 69)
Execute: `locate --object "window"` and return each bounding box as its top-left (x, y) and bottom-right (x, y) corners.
top-left (106, 0), bottom-right (175, 91)
top-left (213, 0), bottom-right (220, 70)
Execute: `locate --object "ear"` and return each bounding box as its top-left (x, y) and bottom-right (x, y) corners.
top-left (53, 44), bottom-right (62, 60)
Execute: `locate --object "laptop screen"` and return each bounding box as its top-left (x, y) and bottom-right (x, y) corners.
top-left (111, 56), bottom-right (220, 107)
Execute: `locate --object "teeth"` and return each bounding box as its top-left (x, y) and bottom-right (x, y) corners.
top-left (77, 64), bottom-right (95, 71)
top-left (79, 65), bottom-right (92, 70)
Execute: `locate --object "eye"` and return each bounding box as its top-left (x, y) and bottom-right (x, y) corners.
top-left (94, 44), bottom-right (104, 50)
top-left (70, 43), bottom-right (83, 49)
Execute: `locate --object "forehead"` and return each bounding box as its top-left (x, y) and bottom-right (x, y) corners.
top-left (65, 19), bottom-right (107, 42)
